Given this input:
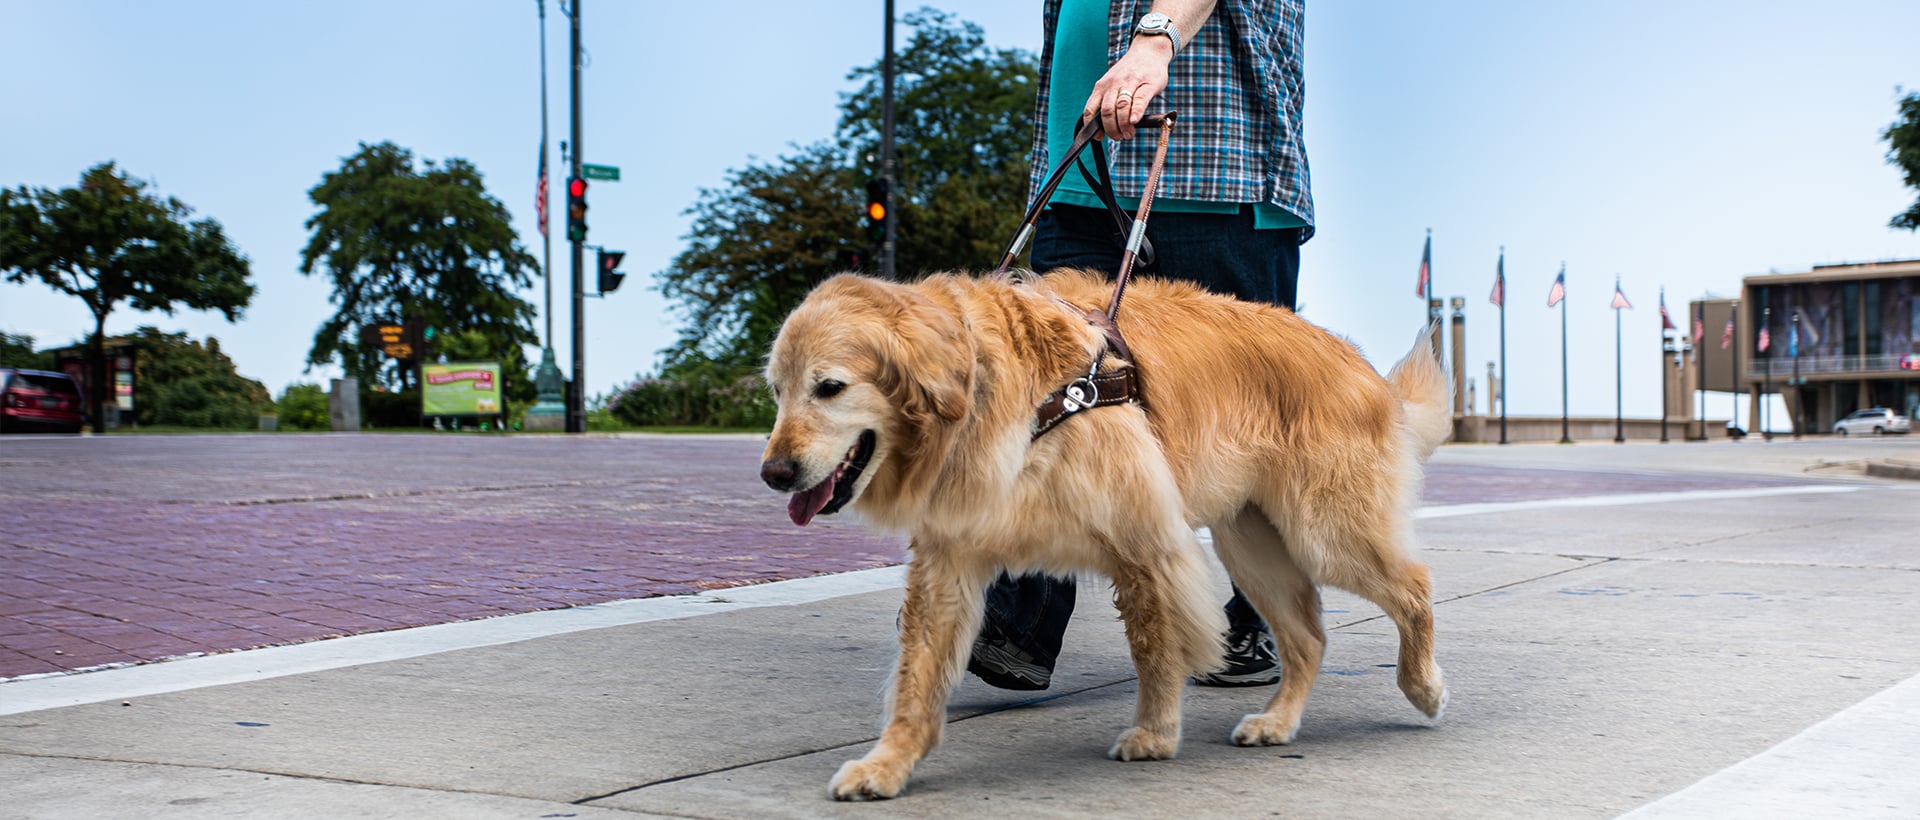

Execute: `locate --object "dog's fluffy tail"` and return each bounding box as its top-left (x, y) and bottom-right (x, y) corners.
top-left (1386, 323), bottom-right (1453, 461)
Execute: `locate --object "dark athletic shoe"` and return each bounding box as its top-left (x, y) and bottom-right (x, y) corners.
top-left (1193, 625), bottom-right (1280, 687)
top-left (967, 623), bottom-right (1052, 691)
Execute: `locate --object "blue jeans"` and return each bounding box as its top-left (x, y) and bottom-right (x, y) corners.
top-left (980, 204), bottom-right (1305, 667)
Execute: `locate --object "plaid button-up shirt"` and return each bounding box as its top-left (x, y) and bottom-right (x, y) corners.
top-left (1027, 0), bottom-right (1313, 236)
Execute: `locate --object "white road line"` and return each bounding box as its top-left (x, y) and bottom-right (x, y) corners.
top-left (1618, 670), bottom-right (1920, 819)
top-left (0, 482), bottom-right (1871, 715)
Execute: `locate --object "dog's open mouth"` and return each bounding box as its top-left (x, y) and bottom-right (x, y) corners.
top-left (787, 430), bottom-right (877, 527)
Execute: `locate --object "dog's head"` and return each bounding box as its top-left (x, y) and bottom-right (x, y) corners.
top-left (759, 274), bottom-right (974, 526)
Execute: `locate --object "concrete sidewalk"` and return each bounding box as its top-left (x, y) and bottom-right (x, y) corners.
top-left (5, 439), bottom-right (1920, 817)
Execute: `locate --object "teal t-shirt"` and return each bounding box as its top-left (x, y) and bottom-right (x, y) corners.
top-left (1045, 0), bottom-right (1306, 229)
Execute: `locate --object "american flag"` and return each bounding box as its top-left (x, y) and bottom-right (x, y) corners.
top-left (1692, 303), bottom-right (1705, 343)
top-left (536, 146), bottom-right (550, 237)
top-left (1758, 326), bottom-right (1771, 353)
top-left (1722, 314), bottom-right (1734, 349)
top-left (1489, 250), bottom-right (1504, 307)
top-left (1415, 233), bottom-right (1432, 299)
top-left (1547, 266), bottom-right (1566, 307)
top-left (1611, 280), bottom-right (1632, 310)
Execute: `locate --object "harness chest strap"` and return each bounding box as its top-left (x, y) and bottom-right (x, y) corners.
top-left (1032, 364), bottom-right (1141, 440)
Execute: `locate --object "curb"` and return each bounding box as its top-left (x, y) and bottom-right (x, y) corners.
top-left (1865, 458), bottom-right (1920, 481)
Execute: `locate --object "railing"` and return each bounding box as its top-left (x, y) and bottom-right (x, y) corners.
top-left (1745, 354), bottom-right (1916, 379)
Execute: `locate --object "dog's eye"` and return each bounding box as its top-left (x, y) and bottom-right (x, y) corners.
top-left (813, 379), bottom-right (846, 399)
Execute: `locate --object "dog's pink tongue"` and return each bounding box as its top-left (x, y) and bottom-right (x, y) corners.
top-left (787, 480), bottom-right (835, 527)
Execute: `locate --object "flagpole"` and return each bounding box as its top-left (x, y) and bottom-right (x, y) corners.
top-left (1498, 248), bottom-right (1508, 445)
top-left (1761, 306), bottom-right (1772, 441)
top-left (1560, 264), bottom-right (1571, 444)
top-left (538, 0), bottom-right (552, 347)
top-left (1614, 276), bottom-right (1625, 444)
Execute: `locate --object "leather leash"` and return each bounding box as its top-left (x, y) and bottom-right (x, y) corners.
top-left (995, 112), bottom-right (1178, 440)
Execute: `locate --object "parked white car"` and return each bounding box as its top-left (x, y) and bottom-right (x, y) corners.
top-left (1832, 408), bottom-right (1911, 436)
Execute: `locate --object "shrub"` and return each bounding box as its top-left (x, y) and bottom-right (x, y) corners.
top-left (276, 383), bottom-right (330, 430)
top-left (605, 365), bottom-right (774, 429)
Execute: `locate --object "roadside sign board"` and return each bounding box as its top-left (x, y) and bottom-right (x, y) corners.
top-left (581, 164), bottom-right (620, 181)
top-left (422, 362), bottom-right (503, 416)
top-left (361, 323), bottom-right (416, 361)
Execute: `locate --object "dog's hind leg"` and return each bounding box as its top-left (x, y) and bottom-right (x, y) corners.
top-left (830, 543), bottom-right (991, 801)
top-left (1104, 518), bottom-right (1227, 762)
top-left (1297, 510), bottom-right (1447, 721)
top-left (1211, 505), bottom-right (1326, 746)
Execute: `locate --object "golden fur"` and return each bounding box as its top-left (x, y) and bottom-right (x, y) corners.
top-left (759, 268), bottom-right (1453, 800)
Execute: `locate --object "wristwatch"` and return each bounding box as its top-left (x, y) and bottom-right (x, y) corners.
top-left (1135, 12), bottom-right (1182, 54)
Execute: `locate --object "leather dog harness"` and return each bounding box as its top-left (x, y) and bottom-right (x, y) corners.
top-left (994, 113), bottom-right (1177, 441)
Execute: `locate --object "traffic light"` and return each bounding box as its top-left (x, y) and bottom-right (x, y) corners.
top-left (864, 177), bottom-right (889, 245)
top-left (597, 249), bottom-right (626, 294)
top-left (567, 177), bottom-right (588, 241)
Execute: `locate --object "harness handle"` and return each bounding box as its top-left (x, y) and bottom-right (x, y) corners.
top-left (992, 112), bottom-right (1174, 278)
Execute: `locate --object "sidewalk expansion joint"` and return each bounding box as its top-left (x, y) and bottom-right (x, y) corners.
top-left (571, 680), bottom-right (1135, 806)
top-left (163, 479), bottom-right (647, 506)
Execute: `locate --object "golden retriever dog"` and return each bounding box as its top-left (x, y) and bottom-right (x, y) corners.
top-left (759, 268), bottom-right (1452, 800)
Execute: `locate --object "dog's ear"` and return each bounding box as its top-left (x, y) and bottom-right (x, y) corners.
top-left (876, 289), bottom-right (974, 425)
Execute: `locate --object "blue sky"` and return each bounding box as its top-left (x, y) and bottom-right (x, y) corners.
top-left (5, 1), bottom-right (1919, 424)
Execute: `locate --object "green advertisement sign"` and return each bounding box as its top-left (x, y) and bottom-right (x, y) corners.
top-left (422, 362), bottom-right (503, 416)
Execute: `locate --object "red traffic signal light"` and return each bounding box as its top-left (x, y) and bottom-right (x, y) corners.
top-left (597, 249), bottom-right (626, 294)
top-left (567, 177), bottom-right (589, 241)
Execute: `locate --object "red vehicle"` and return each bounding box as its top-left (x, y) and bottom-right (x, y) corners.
top-left (0, 368), bottom-right (86, 434)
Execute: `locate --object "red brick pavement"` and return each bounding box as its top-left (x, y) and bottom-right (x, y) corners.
top-left (0, 435), bottom-right (1815, 680)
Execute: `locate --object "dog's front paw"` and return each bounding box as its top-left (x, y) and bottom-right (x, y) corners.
top-left (1108, 726), bottom-right (1180, 761)
top-left (829, 757), bottom-right (910, 801)
top-left (1231, 712), bottom-right (1299, 746)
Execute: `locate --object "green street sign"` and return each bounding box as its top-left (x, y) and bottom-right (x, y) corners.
top-left (582, 164), bottom-right (620, 181)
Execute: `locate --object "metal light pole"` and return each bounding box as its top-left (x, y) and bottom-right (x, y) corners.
top-left (1791, 311), bottom-right (1802, 441)
top-left (527, 0), bottom-right (568, 432)
top-left (1614, 287), bottom-right (1625, 444)
top-left (1498, 248), bottom-right (1508, 444)
top-left (567, 0), bottom-right (585, 433)
top-left (880, 0), bottom-right (897, 280)
top-left (1730, 299), bottom-right (1740, 440)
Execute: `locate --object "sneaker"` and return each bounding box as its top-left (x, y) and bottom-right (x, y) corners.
top-left (967, 622), bottom-right (1053, 691)
top-left (1192, 625), bottom-right (1280, 687)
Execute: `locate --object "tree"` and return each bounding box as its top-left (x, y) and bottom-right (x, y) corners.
top-left (1885, 90), bottom-right (1920, 231)
top-left (654, 9), bottom-right (1036, 375)
top-left (300, 142), bottom-right (538, 392)
top-left (0, 163), bottom-right (253, 432)
top-left (125, 326), bottom-right (271, 428)
top-left (275, 383), bottom-right (330, 431)
top-left (1, 331), bottom-right (54, 370)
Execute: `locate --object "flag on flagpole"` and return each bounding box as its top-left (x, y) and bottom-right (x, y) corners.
top-left (1722, 314), bottom-right (1735, 349)
top-left (1415, 232), bottom-right (1431, 299)
top-left (1758, 325), bottom-right (1771, 352)
top-left (1789, 321), bottom-right (1799, 357)
top-left (1656, 289), bottom-right (1673, 328)
top-left (1692, 303), bottom-right (1705, 343)
top-left (1489, 250), bottom-right (1504, 307)
top-left (1547, 266), bottom-right (1566, 307)
top-left (1611, 279), bottom-right (1632, 310)
top-left (536, 145), bottom-right (550, 237)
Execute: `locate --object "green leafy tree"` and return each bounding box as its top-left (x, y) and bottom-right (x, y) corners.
top-left (126, 326), bottom-right (271, 428)
top-left (300, 141), bottom-right (539, 392)
top-left (0, 163), bottom-right (253, 432)
top-left (1885, 90), bottom-right (1920, 231)
top-left (654, 8), bottom-right (1036, 375)
top-left (1, 331), bottom-right (54, 370)
top-left (275, 383), bottom-right (331, 431)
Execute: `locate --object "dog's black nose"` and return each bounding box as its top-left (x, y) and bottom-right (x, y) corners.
top-left (761, 458), bottom-right (801, 491)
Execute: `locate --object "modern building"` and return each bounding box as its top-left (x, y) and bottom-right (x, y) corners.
top-left (1693, 259), bottom-right (1920, 436)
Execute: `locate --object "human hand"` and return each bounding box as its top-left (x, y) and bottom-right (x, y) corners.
top-left (1083, 35), bottom-right (1175, 141)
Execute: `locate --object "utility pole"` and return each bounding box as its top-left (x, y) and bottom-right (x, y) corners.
top-left (880, 0), bottom-right (897, 280)
top-left (567, 0), bottom-right (585, 433)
